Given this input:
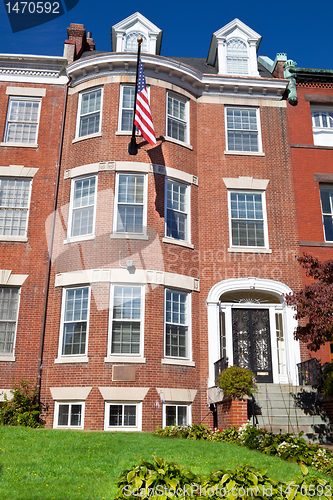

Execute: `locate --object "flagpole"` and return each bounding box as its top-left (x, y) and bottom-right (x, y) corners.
top-left (128, 37), bottom-right (142, 156)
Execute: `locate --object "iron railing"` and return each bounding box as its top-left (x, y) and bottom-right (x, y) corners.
top-left (297, 358), bottom-right (323, 388)
top-left (214, 357), bottom-right (228, 384)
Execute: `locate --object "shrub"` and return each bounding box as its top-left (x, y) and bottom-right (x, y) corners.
top-left (0, 378), bottom-right (43, 428)
top-left (217, 365), bottom-right (256, 399)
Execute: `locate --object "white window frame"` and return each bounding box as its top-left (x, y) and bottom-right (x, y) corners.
top-left (225, 106), bottom-right (262, 153)
top-left (0, 177), bottom-right (32, 239)
top-left (320, 186), bottom-right (333, 241)
top-left (166, 92), bottom-right (189, 145)
top-left (104, 401), bottom-right (142, 431)
top-left (125, 32), bottom-right (148, 52)
top-left (58, 286), bottom-right (91, 360)
top-left (113, 173), bottom-right (148, 236)
top-left (164, 289), bottom-right (191, 360)
top-left (3, 96), bottom-right (41, 145)
top-left (0, 287), bottom-right (20, 357)
top-left (226, 38), bottom-right (249, 75)
top-left (311, 107), bottom-right (333, 146)
top-left (228, 190), bottom-right (269, 250)
top-left (75, 87), bottom-right (103, 139)
top-left (67, 175), bottom-right (97, 242)
top-left (117, 84), bottom-right (151, 134)
top-left (53, 401), bottom-right (85, 429)
top-left (165, 178), bottom-right (190, 243)
top-left (108, 284), bottom-right (145, 358)
top-left (162, 404), bottom-right (191, 428)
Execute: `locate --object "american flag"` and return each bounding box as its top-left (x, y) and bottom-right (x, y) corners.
top-left (134, 58), bottom-right (156, 146)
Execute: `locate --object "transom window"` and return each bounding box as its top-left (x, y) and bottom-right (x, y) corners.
top-left (105, 402), bottom-right (141, 431)
top-left (77, 88), bottom-right (102, 138)
top-left (226, 107), bottom-right (260, 152)
top-left (0, 287), bottom-right (19, 355)
top-left (125, 32), bottom-right (148, 52)
top-left (115, 173), bottom-right (146, 234)
top-left (165, 179), bottom-right (189, 241)
top-left (165, 289), bottom-right (188, 358)
top-left (311, 108), bottom-right (333, 146)
top-left (166, 93), bottom-right (189, 143)
top-left (163, 404), bottom-right (189, 427)
top-left (226, 38), bottom-right (248, 75)
top-left (229, 191), bottom-right (266, 247)
top-left (320, 186), bottom-right (333, 241)
top-left (54, 402), bottom-right (84, 429)
top-left (61, 287), bottom-right (89, 356)
top-left (0, 178), bottom-right (31, 237)
top-left (110, 286), bottom-right (142, 355)
top-left (4, 97), bottom-right (41, 144)
top-left (69, 176), bottom-right (96, 238)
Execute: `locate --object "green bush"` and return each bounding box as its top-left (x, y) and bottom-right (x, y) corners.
top-left (0, 378), bottom-right (43, 428)
top-left (115, 457), bottom-right (332, 500)
top-left (217, 365), bottom-right (256, 399)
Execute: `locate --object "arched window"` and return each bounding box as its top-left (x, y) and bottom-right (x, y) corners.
top-left (125, 32), bottom-right (148, 52)
top-left (226, 38), bottom-right (248, 75)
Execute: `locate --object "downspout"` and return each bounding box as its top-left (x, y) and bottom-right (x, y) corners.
top-left (37, 78), bottom-right (70, 409)
top-left (284, 60), bottom-right (298, 106)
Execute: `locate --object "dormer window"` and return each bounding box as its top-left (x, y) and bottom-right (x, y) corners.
top-left (125, 32), bottom-right (148, 52)
top-left (226, 38), bottom-right (248, 75)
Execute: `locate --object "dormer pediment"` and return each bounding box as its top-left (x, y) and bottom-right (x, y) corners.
top-left (207, 18), bottom-right (262, 77)
top-left (111, 12), bottom-right (162, 55)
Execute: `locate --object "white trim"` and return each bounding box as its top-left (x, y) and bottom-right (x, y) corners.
top-left (224, 151), bottom-right (265, 156)
top-left (0, 389), bottom-right (13, 400)
top-left (161, 358), bottom-right (195, 367)
top-left (0, 166), bottom-right (38, 177)
top-left (75, 87), bottom-right (103, 140)
top-left (227, 189), bottom-right (269, 250)
top-left (104, 401), bottom-right (142, 431)
top-left (104, 356), bottom-right (146, 363)
top-left (224, 106), bottom-right (263, 153)
top-left (54, 268), bottom-right (200, 292)
top-left (0, 356), bottom-right (15, 362)
top-left (164, 288), bottom-right (192, 362)
top-left (57, 286), bottom-right (91, 360)
top-left (6, 87), bottom-right (46, 97)
top-left (53, 401), bottom-right (85, 429)
top-left (166, 91), bottom-right (190, 146)
top-left (66, 174), bottom-right (97, 243)
top-left (157, 388), bottom-right (197, 402)
top-left (113, 172), bottom-right (148, 236)
top-left (0, 271), bottom-right (28, 286)
top-left (72, 132), bottom-right (102, 144)
top-left (0, 142), bottom-right (38, 148)
top-left (164, 136), bottom-right (193, 150)
top-left (223, 177), bottom-right (269, 190)
top-left (108, 284), bottom-right (145, 359)
top-left (206, 278), bottom-right (300, 387)
top-left (162, 403), bottom-right (192, 428)
top-left (162, 237), bottom-right (194, 249)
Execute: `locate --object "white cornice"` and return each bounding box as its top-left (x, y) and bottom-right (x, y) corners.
top-left (0, 54), bottom-right (68, 84)
top-left (67, 53), bottom-right (287, 99)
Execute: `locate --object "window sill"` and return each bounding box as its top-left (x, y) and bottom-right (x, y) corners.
top-left (72, 132), bottom-right (102, 144)
top-left (164, 136), bottom-right (193, 150)
top-left (299, 241), bottom-right (333, 247)
top-left (224, 150), bottom-right (265, 156)
top-left (161, 358), bottom-right (195, 367)
top-left (0, 236), bottom-right (28, 242)
top-left (162, 237), bottom-right (194, 249)
top-left (54, 356), bottom-right (89, 364)
top-left (0, 355), bottom-right (15, 362)
top-left (228, 247), bottom-right (272, 254)
top-left (104, 356), bottom-right (146, 364)
top-left (64, 234), bottom-right (95, 245)
top-left (110, 233), bottom-right (149, 240)
top-left (105, 426), bottom-right (141, 432)
top-left (115, 131), bottom-right (141, 136)
top-left (0, 142), bottom-right (38, 148)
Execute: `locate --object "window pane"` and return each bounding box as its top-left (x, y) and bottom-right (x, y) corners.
top-left (226, 108), bottom-right (259, 152)
top-left (70, 405), bottom-right (82, 426)
top-left (5, 99), bottom-right (40, 143)
top-left (124, 405), bottom-right (136, 426)
top-left (165, 406), bottom-right (176, 426)
top-left (0, 178), bottom-right (31, 237)
top-left (167, 95), bottom-right (187, 142)
top-left (109, 405), bottom-right (122, 426)
top-left (230, 192), bottom-right (265, 247)
top-left (111, 286), bottom-right (141, 355)
top-left (177, 406), bottom-right (187, 426)
top-left (0, 288), bottom-right (19, 355)
top-left (62, 288), bottom-right (89, 356)
top-left (165, 290), bottom-right (188, 358)
top-left (79, 90), bottom-right (101, 137)
top-left (71, 177), bottom-right (96, 237)
top-left (117, 175), bottom-right (144, 233)
top-left (58, 405), bottom-right (69, 426)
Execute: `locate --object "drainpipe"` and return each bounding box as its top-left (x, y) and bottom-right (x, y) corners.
top-left (284, 60), bottom-right (298, 106)
top-left (37, 78), bottom-right (69, 410)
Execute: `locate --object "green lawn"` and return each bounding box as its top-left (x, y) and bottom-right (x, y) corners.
top-left (0, 427), bottom-right (331, 500)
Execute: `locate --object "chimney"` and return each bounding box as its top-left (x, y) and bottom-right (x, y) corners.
top-left (63, 24), bottom-right (95, 63)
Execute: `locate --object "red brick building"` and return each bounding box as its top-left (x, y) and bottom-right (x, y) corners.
top-left (0, 54), bottom-right (67, 399)
top-left (34, 13), bottom-right (305, 431)
top-left (259, 53), bottom-right (333, 366)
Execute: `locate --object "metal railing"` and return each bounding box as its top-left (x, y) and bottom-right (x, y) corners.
top-left (297, 358), bottom-right (323, 388)
top-left (214, 357), bottom-right (228, 384)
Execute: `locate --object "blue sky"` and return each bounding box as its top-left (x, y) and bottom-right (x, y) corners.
top-left (1, 0), bottom-right (333, 70)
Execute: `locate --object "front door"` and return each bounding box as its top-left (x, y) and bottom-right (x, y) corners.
top-left (232, 308), bottom-right (273, 383)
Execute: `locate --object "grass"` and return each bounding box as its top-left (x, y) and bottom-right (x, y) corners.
top-left (0, 427), bottom-right (332, 500)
